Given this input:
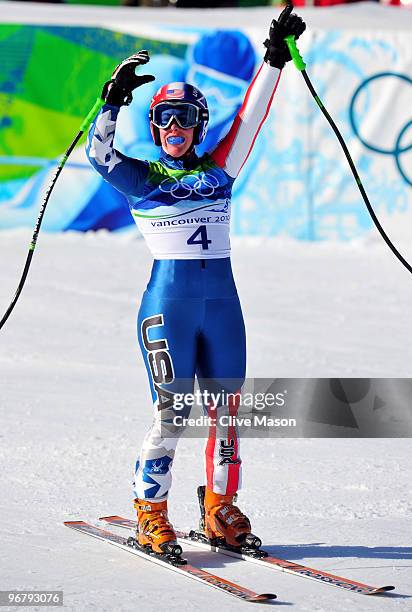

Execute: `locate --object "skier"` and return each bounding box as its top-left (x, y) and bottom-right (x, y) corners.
top-left (86, 6), bottom-right (306, 557)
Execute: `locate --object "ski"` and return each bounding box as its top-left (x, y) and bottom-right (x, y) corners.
top-left (99, 515), bottom-right (395, 597)
top-left (64, 521), bottom-right (276, 604)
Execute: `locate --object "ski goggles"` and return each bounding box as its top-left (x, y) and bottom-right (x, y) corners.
top-left (150, 102), bottom-right (209, 130)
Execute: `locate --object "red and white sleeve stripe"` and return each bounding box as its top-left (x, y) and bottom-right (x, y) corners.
top-left (211, 62), bottom-right (281, 179)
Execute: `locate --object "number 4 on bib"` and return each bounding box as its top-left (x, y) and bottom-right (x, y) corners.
top-left (187, 226), bottom-right (212, 250)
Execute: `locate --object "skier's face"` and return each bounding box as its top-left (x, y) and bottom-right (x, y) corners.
top-left (159, 121), bottom-right (195, 158)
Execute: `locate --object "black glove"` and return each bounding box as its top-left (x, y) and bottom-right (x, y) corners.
top-left (102, 50), bottom-right (155, 107)
top-left (264, 4), bottom-right (306, 70)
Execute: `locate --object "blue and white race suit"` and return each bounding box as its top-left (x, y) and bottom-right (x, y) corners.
top-left (87, 62), bottom-right (282, 501)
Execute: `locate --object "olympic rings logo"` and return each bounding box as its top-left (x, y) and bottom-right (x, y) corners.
top-left (349, 72), bottom-right (412, 187)
top-left (159, 172), bottom-right (220, 199)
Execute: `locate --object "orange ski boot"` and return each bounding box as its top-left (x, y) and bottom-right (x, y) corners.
top-left (134, 498), bottom-right (182, 557)
top-left (198, 485), bottom-right (262, 549)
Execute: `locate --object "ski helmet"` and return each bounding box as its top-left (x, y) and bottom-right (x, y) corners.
top-left (149, 82), bottom-right (209, 147)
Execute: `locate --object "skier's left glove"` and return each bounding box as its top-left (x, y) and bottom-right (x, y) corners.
top-left (101, 50), bottom-right (155, 107)
top-left (264, 4), bottom-right (306, 70)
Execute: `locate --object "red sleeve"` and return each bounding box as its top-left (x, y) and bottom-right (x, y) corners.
top-left (211, 62), bottom-right (282, 179)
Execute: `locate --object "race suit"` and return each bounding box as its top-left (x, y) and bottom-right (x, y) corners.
top-left (86, 61), bottom-right (281, 501)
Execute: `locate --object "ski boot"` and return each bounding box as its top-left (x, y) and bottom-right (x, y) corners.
top-left (197, 485), bottom-right (262, 550)
top-left (134, 498), bottom-right (183, 558)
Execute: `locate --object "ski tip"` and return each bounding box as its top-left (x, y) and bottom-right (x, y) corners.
top-left (246, 593), bottom-right (277, 602)
top-left (98, 515), bottom-right (122, 521)
top-left (368, 585), bottom-right (395, 595)
top-left (64, 520), bottom-right (87, 527)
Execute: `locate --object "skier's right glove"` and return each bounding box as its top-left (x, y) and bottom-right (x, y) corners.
top-left (264, 4), bottom-right (306, 70)
top-left (101, 50), bottom-right (155, 107)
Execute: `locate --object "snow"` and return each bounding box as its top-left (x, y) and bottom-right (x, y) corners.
top-left (1, 230), bottom-right (411, 611)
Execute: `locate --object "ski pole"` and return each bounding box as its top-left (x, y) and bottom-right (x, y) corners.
top-left (284, 33), bottom-right (412, 277)
top-left (0, 97), bottom-right (105, 332)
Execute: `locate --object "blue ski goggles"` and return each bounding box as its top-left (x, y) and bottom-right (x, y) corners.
top-left (150, 102), bottom-right (208, 130)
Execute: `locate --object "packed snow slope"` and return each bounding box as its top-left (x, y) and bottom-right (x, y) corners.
top-left (1, 231), bottom-right (411, 611)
